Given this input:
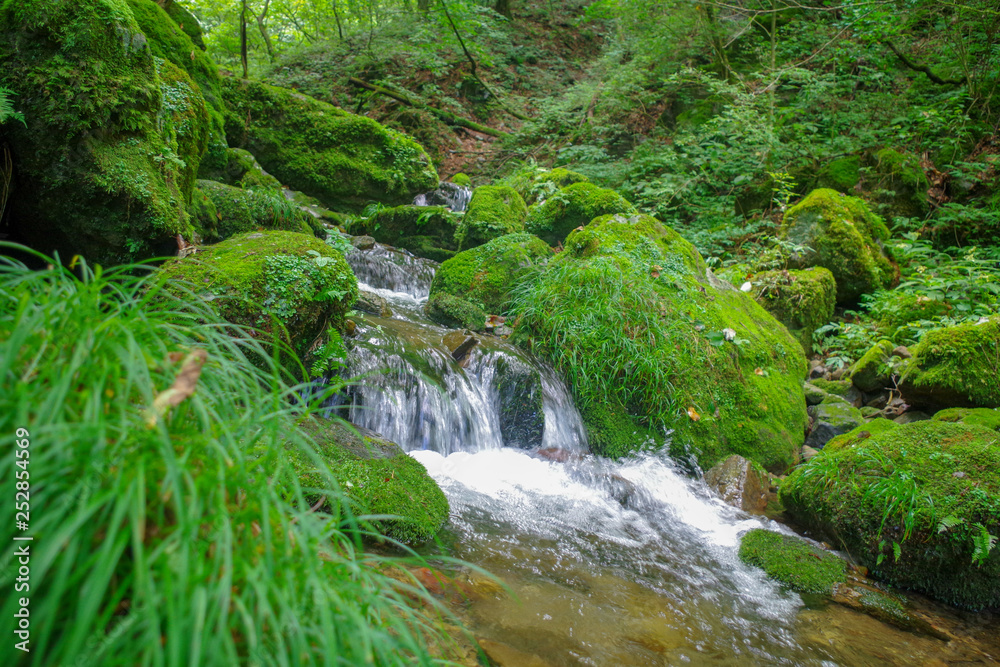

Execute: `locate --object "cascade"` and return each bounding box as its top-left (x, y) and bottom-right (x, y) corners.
top-left (412, 181), bottom-right (473, 212)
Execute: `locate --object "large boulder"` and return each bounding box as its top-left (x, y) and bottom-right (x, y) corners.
top-left (347, 204), bottom-right (461, 262)
top-left (193, 179), bottom-right (312, 241)
top-left (511, 213), bottom-right (808, 470)
top-left (0, 0), bottom-right (209, 263)
top-left (747, 268), bottom-right (836, 353)
top-left (849, 339), bottom-right (896, 393)
top-left (506, 166), bottom-right (589, 205)
top-left (160, 231), bottom-right (357, 359)
top-left (199, 147), bottom-right (283, 191)
top-left (780, 420), bottom-right (1000, 609)
top-left (525, 182), bottom-right (637, 246)
top-left (899, 317), bottom-right (1000, 409)
top-left (455, 186), bottom-right (529, 250)
top-left (781, 189), bottom-right (896, 304)
top-left (222, 78), bottom-right (438, 211)
top-left (285, 418), bottom-right (449, 544)
top-left (426, 233), bottom-right (552, 330)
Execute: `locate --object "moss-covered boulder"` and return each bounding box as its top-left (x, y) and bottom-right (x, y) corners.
top-left (155, 58), bottom-right (210, 198)
top-left (424, 293), bottom-right (487, 331)
top-left (850, 339), bottom-right (896, 393)
top-left (816, 156), bottom-right (861, 193)
top-left (806, 396), bottom-right (864, 449)
top-left (739, 529), bottom-right (847, 596)
top-left (427, 233), bottom-right (552, 329)
top-left (781, 189), bottom-right (896, 304)
top-left (347, 205), bottom-right (461, 262)
top-left (160, 231), bottom-right (357, 359)
top-left (899, 317), bottom-right (1000, 409)
top-left (932, 407), bottom-right (1000, 431)
top-left (780, 420), bottom-right (1000, 609)
top-left (456, 186), bottom-right (529, 250)
top-left (287, 418), bottom-right (449, 544)
top-left (505, 166), bottom-right (589, 205)
top-left (194, 180), bottom-right (311, 241)
top-left (868, 148), bottom-right (930, 219)
top-left (511, 213), bottom-right (808, 470)
top-left (127, 0), bottom-right (226, 171)
top-left (525, 182), bottom-right (637, 247)
top-left (750, 268), bottom-right (836, 353)
top-left (823, 418), bottom-right (898, 451)
top-left (222, 78), bottom-right (437, 211)
top-left (200, 147), bottom-right (283, 191)
top-left (0, 0), bottom-right (205, 263)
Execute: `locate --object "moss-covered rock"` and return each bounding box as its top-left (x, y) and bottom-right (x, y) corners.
top-left (850, 339), bottom-right (896, 393)
top-left (222, 78), bottom-right (437, 211)
top-left (738, 529), bottom-right (847, 596)
top-left (780, 420), bottom-right (1000, 609)
top-left (287, 418), bottom-right (449, 544)
top-left (751, 268), bottom-right (836, 353)
top-left (159, 231), bottom-right (357, 359)
top-left (0, 0), bottom-right (202, 263)
top-left (525, 182), bottom-right (637, 246)
top-left (161, 0), bottom-right (204, 51)
top-left (511, 213), bottom-right (808, 470)
top-left (816, 156), bottom-right (861, 193)
top-left (869, 148), bottom-right (930, 219)
top-left (456, 186), bottom-right (529, 250)
top-left (193, 180), bottom-right (311, 241)
top-left (781, 189), bottom-right (896, 304)
top-left (932, 407), bottom-right (1000, 431)
top-left (494, 353), bottom-right (545, 450)
top-left (898, 317), bottom-right (1000, 410)
top-left (806, 396), bottom-right (864, 449)
top-left (155, 57), bottom-right (210, 199)
top-left (347, 205), bottom-right (461, 261)
top-left (424, 293), bottom-right (487, 331)
top-left (200, 147), bottom-right (283, 191)
top-left (505, 166), bottom-right (590, 205)
top-left (451, 172), bottom-right (471, 186)
top-left (427, 233), bottom-right (552, 329)
top-left (823, 418), bottom-right (898, 451)
top-left (126, 0), bottom-right (226, 172)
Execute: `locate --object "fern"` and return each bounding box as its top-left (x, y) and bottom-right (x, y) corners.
top-left (971, 523), bottom-right (997, 567)
top-left (0, 86), bottom-right (26, 127)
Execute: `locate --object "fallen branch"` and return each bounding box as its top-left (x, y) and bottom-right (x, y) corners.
top-left (347, 77), bottom-right (508, 138)
top-left (884, 41), bottom-right (966, 86)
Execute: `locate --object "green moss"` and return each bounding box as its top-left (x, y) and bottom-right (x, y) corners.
top-left (451, 172), bottom-right (471, 186)
top-left (0, 0), bottom-right (196, 263)
top-left (511, 213), bottom-right (808, 470)
top-left (781, 189), bottom-right (896, 305)
top-left (504, 166), bottom-right (590, 205)
top-left (126, 0), bottom-right (226, 171)
top-left (189, 184), bottom-right (218, 239)
top-left (525, 182), bottom-right (637, 246)
top-left (780, 420), bottom-right (1000, 609)
top-left (738, 529), bottom-right (847, 596)
top-left (580, 398), bottom-right (661, 459)
top-left (348, 205), bottom-right (460, 260)
top-left (222, 78), bottom-right (438, 211)
top-left (817, 156), bottom-right (861, 192)
top-left (932, 407), bottom-right (1000, 431)
top-left (810, 378), bottom-right (853, 398)
top-left (455, 186), bottom-right (529, 250)
top-left (195, 179), bottom-right (311, 240)
top-left (424, 293), bottom-right (487, 331)
top-left (161, 0), bottom-right (204, 50)
top-left (286, 418), bottom-right (449, 544)
top-left (752, 268), bottom-right (836, 353)
top-left (870, 148), bottom-right (931, 218)
top-left (159, 231), bottom-right (358, 360)
top-left (823, 418), bottom-right (898, 451)
top-left (155, 57), bottom-right (209, 201)
top-left (850, 339), bottom-right (896, 393)
top-left (429, 233), bottom-right (552, 323)
top-left (900, 317), bottom-right (1000, 409)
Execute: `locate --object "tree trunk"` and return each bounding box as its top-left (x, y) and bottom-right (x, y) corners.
top-left (240, 0), bottom-right (249, 79)
top-left (494, 0), bottom-right (511, 19)
top-left (256, 0), bottom-right (276, 62)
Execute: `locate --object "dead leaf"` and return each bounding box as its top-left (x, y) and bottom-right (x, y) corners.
top-left (651, 264), bottom-right (662, 279)
top-left (145, 348), bottom-right (208, 427)
top-left (755, 367), bottom-right (765, 376)
top-left (687, 407), bottom-right (700, 422)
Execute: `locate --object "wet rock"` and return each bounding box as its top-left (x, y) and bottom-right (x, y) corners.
top-left (414, 181), bottom-right (473, 212)
top-left (477, 639), bottom-right (553, 667)
top-left (442, 330), bottom-right (479, 365)
top-left (356, 290), bottom-right (393, 317)
top-left (344, 319), bottom-right (357, 336)
top-left (494, 355), bottom-right (545, 449)
top-left (806, 397), bottom-right (864, 449)
top-left (534, 447), bottom-right (579, 463)
top-left (893, 410), bottom-right (930, 424)
top-left (803, 382), bottom-right (829, 406)
top-left (351, 235), bottom-right (376, 250)
top-left (704, 455), bottom-right (771, 513)
top-left (605, 473), bottom-right (641, 507)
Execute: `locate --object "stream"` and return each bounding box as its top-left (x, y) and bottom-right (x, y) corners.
top-left (339, 240), bottom-right (1000, 666)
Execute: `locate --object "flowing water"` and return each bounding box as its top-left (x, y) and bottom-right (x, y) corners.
top-left (413, 182), bottom-right (474, 212)
top-left (341, 243), bottom-right (1000, 666)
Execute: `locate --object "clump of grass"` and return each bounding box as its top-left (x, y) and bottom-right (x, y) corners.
top-left (0, 246), bottom-right (450, 666)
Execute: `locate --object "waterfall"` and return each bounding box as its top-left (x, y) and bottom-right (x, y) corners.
top-left (412, 182), bottom-right (473, 213)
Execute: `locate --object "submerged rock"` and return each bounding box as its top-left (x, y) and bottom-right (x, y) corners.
top-left (442, 331), bottom-right (478, 365)
top-left (511, 213), bottom-right (808, 470)
top-left (780, 420), bottom-right (1000, 609)
top-left (781, 189), bottom-right (896, 305)
top-left (222, 78), bottom-right (437, 211)
top-left (703, 455), bottom-right (771, 513)
top-left (356, 289), bottom-right (393, 317)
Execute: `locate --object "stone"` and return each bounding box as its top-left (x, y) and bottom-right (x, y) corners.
top-left (893, 411), bottom-right (930, 424)
top-left (478, 639), bottom-right (553, 667)
top-left (703, 455), bottom-right (771, 513)
top-left (351, 235), bottom-right (377, 250)
top-left (849, 340), bottom-right (896, 393)
top-left (805, 397), bottom-right (864, 449)
top-left (809, 361), bottom-right (827, 380)
top-left (493, 354), bottom-right (545, 450)
top-left (356, 290), bottom-right (393, 317)
top-left (442, 331), bottom-right (479, 364)
top-left (892, 345), bottom-right (912, 359)
top-left (803, 382), bottom-right (829, 406)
